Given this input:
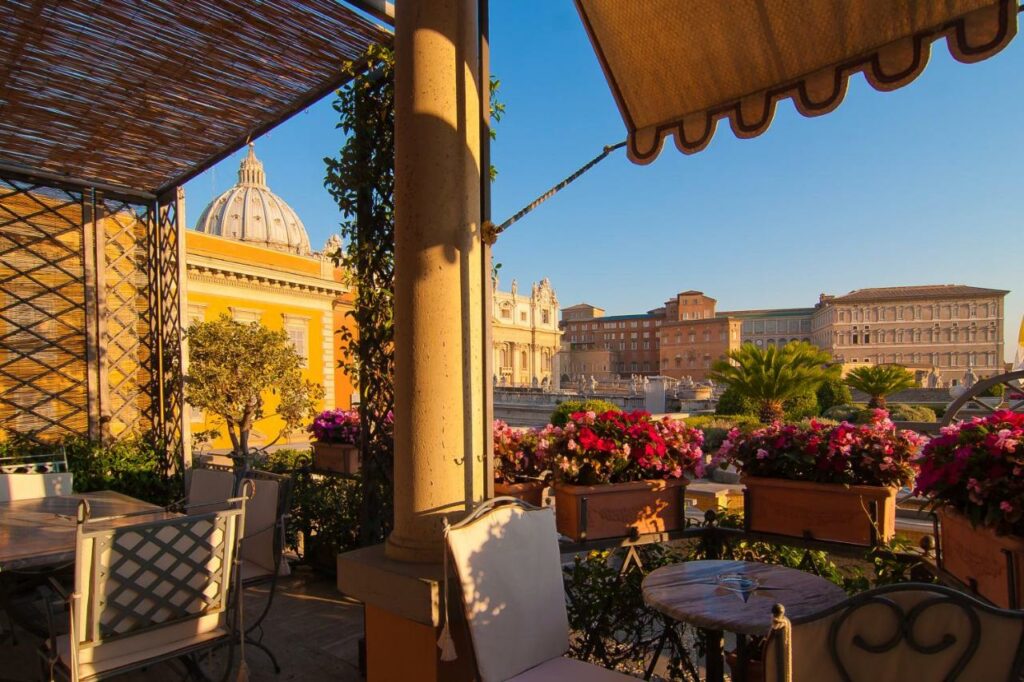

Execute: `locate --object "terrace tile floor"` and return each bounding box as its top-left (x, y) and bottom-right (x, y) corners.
top-left (1, 566), bottom-right (365, 681)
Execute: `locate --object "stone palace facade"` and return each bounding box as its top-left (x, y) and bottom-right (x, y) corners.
top-left (492, 278), bottom-right (562, 388)
top-left (561, 284), bottom-right (1009, 386)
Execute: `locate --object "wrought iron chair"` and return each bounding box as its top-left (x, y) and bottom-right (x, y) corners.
top-left (185, 462), bottom-right (297, 672)
top-left (444, 497), bottom-right (636, 681)
top-left (763, 582), bottom-right (1024, 681)
top-left (0, 448), bottom-right (71, 502)
top-left (235, 468), bottom-right (295, 673)
top-left (39, 492), bottom-right (249, 682)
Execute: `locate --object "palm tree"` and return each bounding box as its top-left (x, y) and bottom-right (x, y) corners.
top-left (844, 364), bottom-right (917, 409)
top-left (710, 342), bottom-right (839, 424)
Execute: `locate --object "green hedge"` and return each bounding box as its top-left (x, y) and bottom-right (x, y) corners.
top-left (0, 432), bottom-right (182, 507)
top-left (550, 399), bottom-right (621, 427)
top-left (822, 403), bottom-right (936, 424)
top-left (260, 448), bottom-right (361, 572)
top-left (684, 414), bottom-right (760, 451)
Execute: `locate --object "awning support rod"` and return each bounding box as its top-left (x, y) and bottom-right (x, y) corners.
top-left (487, 140), bottom-right (625, 240)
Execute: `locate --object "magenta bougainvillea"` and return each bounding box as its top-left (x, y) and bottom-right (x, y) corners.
top-left (540, 410), bottom-right (705, 485)
top-left (718, 409), bottom-right (922, 488)
top-left (493, 420), bottom-right (552, 484)
top-left (915, 410), bottom-right (1024, 533)
top-left (308, 409), bottom-right (361, 445)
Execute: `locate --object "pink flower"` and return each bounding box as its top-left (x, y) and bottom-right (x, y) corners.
top-left (1002, 501), bottom-right (1014, 513)
top-left (756, 448), bottom-right (769, 460)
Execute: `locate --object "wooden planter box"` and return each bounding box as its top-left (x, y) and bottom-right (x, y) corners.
top-left (494, 481), bottom-right (546, 507)
top-left (312, 443), bottom-right (360, 475)
top-left (554, 478), bottom-right (688, 542)
top-left (742, 476), bottom-right (896, 546)
top-left (938, 507), bottom-right (1024, 609)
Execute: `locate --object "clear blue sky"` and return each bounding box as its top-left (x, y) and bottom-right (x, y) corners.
top-left (185, 2), bottom-right (1023, 360)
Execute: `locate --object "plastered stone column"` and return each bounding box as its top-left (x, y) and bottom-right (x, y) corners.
top-left (386, 0), bottom-right (487, 563)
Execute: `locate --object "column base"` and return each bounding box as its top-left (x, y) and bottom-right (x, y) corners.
top-left (385, 529), bottom-right (445, 564)
top-left (339, 544), bottom-right (476, 682)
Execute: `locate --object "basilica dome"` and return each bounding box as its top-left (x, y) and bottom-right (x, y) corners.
top-left (195, 144), bottom-right (312, 255)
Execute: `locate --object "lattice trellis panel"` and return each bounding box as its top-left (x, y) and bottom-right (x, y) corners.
top-left (0, 178), bottom-right (89, 439)
top-left (99, 198), bottom-right (155, 437)
top-left (154, 192), bottom-right (185, 458)
top-left (0, 173), bottom-right (186, 458)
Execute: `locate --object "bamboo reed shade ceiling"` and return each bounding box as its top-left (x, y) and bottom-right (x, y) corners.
top-left (575, 0), bottom-right (1019, 164)
top-left (0, 0), bottom-right (390, 196)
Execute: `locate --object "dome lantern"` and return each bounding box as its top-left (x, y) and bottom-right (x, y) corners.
top-left (194, 144), bottom-right (312, 255)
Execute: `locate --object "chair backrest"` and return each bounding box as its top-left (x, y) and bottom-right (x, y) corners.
top-left (187, 465), bottom-right (294, 580)
top-left (764, 582), bottom-right (1024, 682)
top-left (185, 466), bottom-right (235, 512)
top-left (0, 448), bottom-right (72, 501)
top-left (67, 497), bottom-right (246, 681)
top-left (238, 469), bottom-right (288, 578)
top-left (446, 499), bottom-right (570, 682)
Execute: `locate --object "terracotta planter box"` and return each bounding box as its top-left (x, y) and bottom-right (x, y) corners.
top-left (938, 507), bottom-right (1024, 609)
top-left (554, 478), bottom-right (688, 542)
top-left (742, 476), bottom-right (896, 546)
top-left (494, 481), bottom-right (546, 507)
top-left (312, 442), bottom-right (360, 475)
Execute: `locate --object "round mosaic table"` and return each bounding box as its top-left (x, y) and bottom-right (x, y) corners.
top-left (642, 559), bottom-right (847, 682)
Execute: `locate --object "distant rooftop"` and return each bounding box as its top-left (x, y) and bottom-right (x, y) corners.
top-left (828, 285), bottom-right (1010, 303)
top-left (589, 313), bottom-right (659, 322)
top-left (562, 303), bottom-right (603, 311)
top-left (718, 307), bottom-right (816, 319)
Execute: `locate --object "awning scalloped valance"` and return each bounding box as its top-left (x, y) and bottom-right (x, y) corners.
top-left (575, 0), bottom-right (1019, 164)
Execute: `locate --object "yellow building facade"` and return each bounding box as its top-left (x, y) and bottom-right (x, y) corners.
top-left (185, 147), bottom-right (355, 450)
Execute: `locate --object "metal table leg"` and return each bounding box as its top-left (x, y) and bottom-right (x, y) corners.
top-left (704, 628), bottom-right (724, 682)
top-left (734, 633), bottom-right (748, 682)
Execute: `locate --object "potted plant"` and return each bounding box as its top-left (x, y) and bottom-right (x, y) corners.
top-left (546, 409), bottom-right (705, 541)
top-left (308, 408), bottom-right (361, 474)
top-left (718, 410), bottom-right (922, 546)
top-left (915, 410), bottom-right (1024, 608)
top-left (493, 420), bottom-right (549, 506)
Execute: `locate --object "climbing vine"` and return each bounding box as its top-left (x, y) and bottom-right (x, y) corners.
top-left (324, 44), bottom-right (396, 546)
top-left (324, 45), bottom-right (503, 546)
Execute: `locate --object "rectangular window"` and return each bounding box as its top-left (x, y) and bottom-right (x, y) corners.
top-left (283, 317), bottom-right (310, 367)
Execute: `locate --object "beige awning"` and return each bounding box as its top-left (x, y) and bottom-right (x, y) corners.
top-left (575, 0), bottom-right (1019, 164)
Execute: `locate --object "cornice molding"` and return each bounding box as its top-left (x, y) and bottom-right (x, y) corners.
top-left (187, 261), bottom-right (347, 298)
top-left (186, 253), bottom-right (348, 295)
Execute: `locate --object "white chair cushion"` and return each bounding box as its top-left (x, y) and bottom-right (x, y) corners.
top-left (0, 472), bottom-right (72, 502)
top-left (447, 505), bottom-right (570, 682)
top-left (507, 656), bottom-right (638, 681)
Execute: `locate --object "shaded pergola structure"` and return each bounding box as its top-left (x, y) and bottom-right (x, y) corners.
top-left (3, 1), bottom-right (1022, 681)
top-left (0, 1), bottom-right (389, 454)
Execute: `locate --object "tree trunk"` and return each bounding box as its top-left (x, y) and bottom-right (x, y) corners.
top-left (758, 400), bottom-right (785, 424)
top-left (869, 396), bottom-right (886, 409)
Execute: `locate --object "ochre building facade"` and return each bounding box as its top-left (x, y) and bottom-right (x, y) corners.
top-left (185, 147), bottom-right (356, 450)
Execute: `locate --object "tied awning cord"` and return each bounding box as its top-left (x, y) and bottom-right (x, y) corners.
top-left (485, 140), bottom-right (626, 243)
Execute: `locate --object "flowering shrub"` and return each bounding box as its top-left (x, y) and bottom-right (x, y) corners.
top-left (493, 420), bottom-right (550, 484)
top-left (309, 409), bottom-right (360, 445)
top-left (718, 409), bottom-right (921, 487)
top-left (543, 410), bottom-right (704, 485)
top-left (915, 410), bottom-right (1024, 533)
